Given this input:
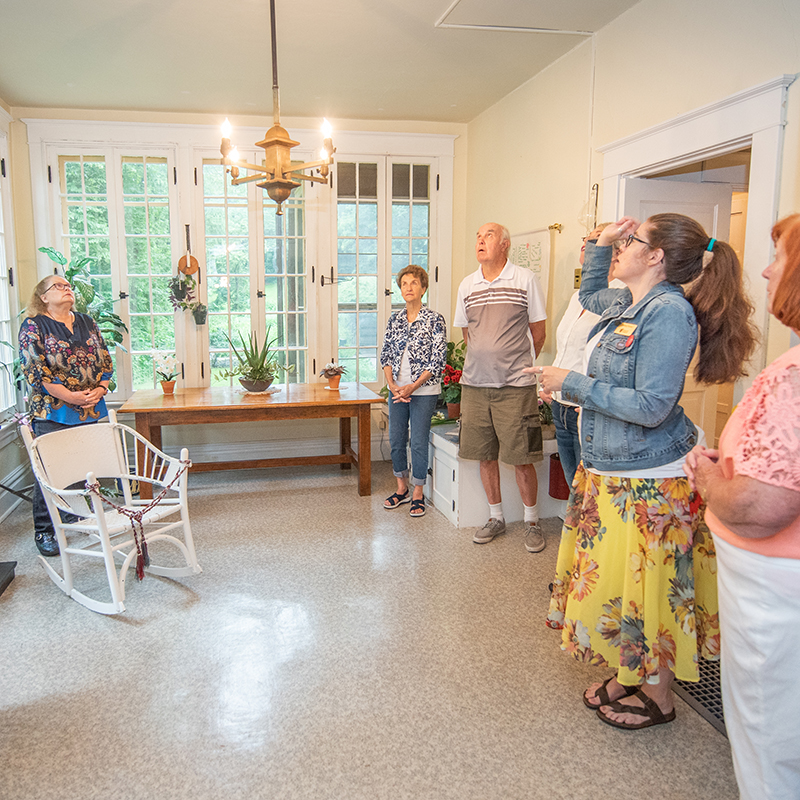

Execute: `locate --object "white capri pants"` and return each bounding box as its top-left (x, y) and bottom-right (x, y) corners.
top-left (714, 535), bottom-right (800, 800)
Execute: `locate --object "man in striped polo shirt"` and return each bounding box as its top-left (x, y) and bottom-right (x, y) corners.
top-left (454, 222), bottom-right (547, 551)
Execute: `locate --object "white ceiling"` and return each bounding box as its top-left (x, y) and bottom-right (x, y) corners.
top-left (0, 0), bottom-right (640, 123)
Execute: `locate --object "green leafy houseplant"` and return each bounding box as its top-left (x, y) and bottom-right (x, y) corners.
top-left (38, 247), bottom-right (128, 391)
top-left (319, 362), bottom-right (347, 378)
top-left (169, 274), bottom-right (207, 325)
top-left (218, 328), bottom-right (291, 390)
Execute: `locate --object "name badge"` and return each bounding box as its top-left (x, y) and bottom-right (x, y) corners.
top-left (614, 323), bottom-right (637, 336)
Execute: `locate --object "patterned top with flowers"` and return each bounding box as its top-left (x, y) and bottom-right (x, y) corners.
top-left (380, 306), bottom-right (447, 387)
top-left (19, 313), bottom-right (114, 424)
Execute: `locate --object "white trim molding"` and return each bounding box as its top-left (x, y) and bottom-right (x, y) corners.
top-left (598, 75), bottom-right (796, 388)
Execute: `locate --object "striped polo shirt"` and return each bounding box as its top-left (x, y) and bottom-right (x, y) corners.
top-left (454, 260), bottom-right (546, 388)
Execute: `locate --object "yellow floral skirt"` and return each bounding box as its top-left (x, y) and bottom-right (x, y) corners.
top-left (546, 464), bottom-right (720, 685)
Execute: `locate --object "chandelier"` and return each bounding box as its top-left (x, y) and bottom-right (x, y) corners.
top-left (219, 0), bottom-right (336, 216)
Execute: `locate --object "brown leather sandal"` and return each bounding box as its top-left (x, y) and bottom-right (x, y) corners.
top-left (596, 688), bottom-right (677, 729)
top-left (583, 676), bottom-right (638, 709)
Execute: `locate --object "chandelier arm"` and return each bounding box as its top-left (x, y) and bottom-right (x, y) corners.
top-left (231, 172), bottom-right (275, 186)
top-left (289, 173), bottom-right (329, 184)
top-left (289, 158), bottom-right (332, 172)
top-left (226, 159), bottom-right (271, 173)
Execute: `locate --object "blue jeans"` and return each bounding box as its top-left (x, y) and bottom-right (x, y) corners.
top-left (388, 393), bottom-right (439, 486)
top-left (551, 399), bottom-right (581, 488)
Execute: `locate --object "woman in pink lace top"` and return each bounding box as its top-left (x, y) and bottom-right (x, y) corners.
top-left (685, 214), bottom-right (800, 800)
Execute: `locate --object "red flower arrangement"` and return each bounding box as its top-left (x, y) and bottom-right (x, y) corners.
top-left (440, 340), bottom-right (466, 404)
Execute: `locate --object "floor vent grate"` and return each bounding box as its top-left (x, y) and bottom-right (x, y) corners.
top-left (673, 658), bottom-right (726, 736)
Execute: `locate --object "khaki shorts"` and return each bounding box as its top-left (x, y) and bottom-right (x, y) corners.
top-left (458, 384), bottom-right (543, 465)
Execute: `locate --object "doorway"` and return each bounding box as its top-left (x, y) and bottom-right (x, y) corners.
top-left (598, 75), bottom-right (794, 404)
top-left (628, 149), bottom-right (752, 444)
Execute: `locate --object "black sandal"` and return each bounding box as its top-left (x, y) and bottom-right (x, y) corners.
top-left (384, 490), bottom-right (411, 509)
top-left (409, 499), bottom-right (426, 517)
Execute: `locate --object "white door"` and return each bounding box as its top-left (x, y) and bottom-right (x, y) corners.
top-left (623, 177), bottom-right (733, 443)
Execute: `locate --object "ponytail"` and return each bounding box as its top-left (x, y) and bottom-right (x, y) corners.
top-left (646, 213), bottom-right (757, 385)
top-left (686, 239), bottom-right (757, 384)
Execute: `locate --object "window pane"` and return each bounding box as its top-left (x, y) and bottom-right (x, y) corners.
top-left (121, 156), bottom-right (175, 388)
top-left (337, 162), bottom-right (356, 198)
top-left (262, 183), bottom-right (307, 383)
top-left (392, 163), bottom-right (410, 199)
top-left (204, 160), bottom-right (251, 386)
top-left (412, 164), bottom-right (430, 199)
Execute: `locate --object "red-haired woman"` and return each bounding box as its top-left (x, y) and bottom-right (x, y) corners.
top-left (685, 214), bottom-right (800, 799)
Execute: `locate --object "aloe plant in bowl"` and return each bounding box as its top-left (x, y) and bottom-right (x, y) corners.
top-left (218, 329), bottom-right (290, 392)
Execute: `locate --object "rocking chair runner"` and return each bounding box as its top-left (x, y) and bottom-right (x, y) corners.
top-left (21, 410), bottom-right (202, 614)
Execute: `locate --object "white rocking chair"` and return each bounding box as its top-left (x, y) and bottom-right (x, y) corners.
top-left (21, 410), bottom-right (202, 614)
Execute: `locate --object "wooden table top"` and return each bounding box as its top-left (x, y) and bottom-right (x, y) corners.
top-left (119, 383), bottom-right (384, 413)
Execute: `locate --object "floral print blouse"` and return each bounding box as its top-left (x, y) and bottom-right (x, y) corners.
top-left (379, 306), bottom-right (447, 387)
top-left (19, 313), bottom-right (113, 424)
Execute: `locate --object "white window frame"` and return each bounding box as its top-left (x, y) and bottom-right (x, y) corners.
top-left (0, 108), bottom-right (21, 441)
top-left (25, 120), bottom-right (455, 396)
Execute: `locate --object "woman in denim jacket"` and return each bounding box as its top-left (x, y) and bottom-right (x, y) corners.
top-left (532, 214), bottom-right (756, 730)
top-left (380, 265), bottom-right (447, 518)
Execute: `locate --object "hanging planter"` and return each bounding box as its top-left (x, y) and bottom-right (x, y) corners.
top-left (192, 303), bottom-right (207, 325)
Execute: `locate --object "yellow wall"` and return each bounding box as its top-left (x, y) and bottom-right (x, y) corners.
top-left (462, 0), bottom-right (800, 365)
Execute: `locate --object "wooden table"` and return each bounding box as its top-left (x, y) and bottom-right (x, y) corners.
top-left (119, 383), bottom-right (383, 497)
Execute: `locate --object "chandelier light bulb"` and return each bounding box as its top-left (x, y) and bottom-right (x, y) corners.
top-left (229, 147), bottom-right (241, 163)
top-left (321, 118), bottom-right (332, 138)
top-left (221, 118), bottom-right (232, 138)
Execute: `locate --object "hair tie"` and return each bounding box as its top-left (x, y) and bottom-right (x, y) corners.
top-left (701, 238), bottom-right (716, 270)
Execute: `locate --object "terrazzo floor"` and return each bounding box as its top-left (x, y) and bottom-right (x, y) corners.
top-left (1, 462), bottom-right (739, 799)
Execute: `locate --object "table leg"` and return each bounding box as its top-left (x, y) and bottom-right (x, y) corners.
top-left (357, 403), bottom-right (371, 496)
top-left (340, 416), bottom-right (352, 470)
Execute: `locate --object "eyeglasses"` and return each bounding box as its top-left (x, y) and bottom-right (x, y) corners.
top-left (43, 282), bottom-right (73, 294)
top-left (623, 234), bottom-right (652, 249)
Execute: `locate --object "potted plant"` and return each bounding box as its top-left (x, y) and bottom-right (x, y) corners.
top-left (153, 352), bottom-right (179, 394)
top-left (440, 339), bottom-right (465, 419)
top-left (169, 273), bottom-right (207, 325)
top-left (539, 397), bottom-right (556, 439)
top-left (319, 362), bottom-right (347, 390)
top-left (219, 328), bottom-right (289, 392)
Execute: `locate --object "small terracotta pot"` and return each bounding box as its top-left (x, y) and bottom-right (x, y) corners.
top-left (446, 402), bottom-right (461, 419)
top-left (160, 380), bottom-right (176, 395)
top-left (327, 375), bottom-right (342, 390)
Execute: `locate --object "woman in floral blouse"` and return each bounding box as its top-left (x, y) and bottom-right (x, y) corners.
top-left (380, 265), bottom-right (446, 518)
top-left (685, 214), bottom-right (800, 799)
top-left (19, 275), bottom-right (113, 557)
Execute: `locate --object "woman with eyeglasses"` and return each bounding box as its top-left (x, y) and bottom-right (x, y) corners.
top-left (529, 214), bottom-right (756, 730)
top-left (18, 275), bottom-right (113, 557)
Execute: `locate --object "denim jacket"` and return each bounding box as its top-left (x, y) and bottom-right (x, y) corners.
top-left (559, 243), bottom-right (698, 471)
top-left (380, 306), bottom-right (447, 386)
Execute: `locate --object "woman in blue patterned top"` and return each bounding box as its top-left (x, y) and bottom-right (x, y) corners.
top-left (19, 274), bottom-right (113, 556)
top-left (380, 265), bottom-right (447, 517)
